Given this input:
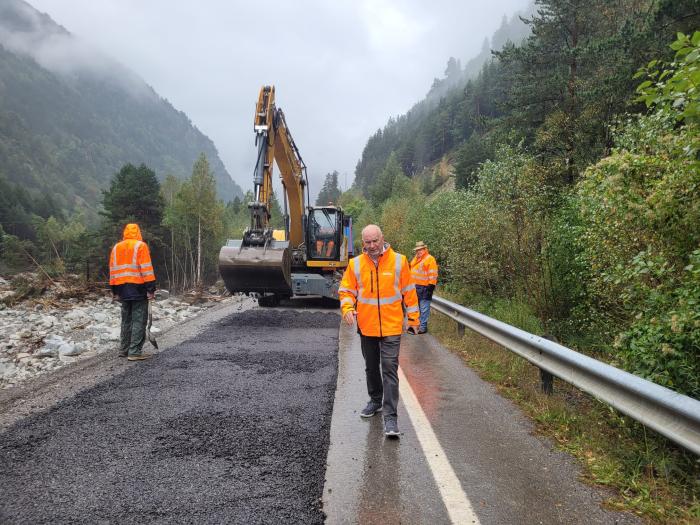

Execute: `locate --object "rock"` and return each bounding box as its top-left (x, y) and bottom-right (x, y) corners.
top-left (92, 312), bottom-right (108, 323)
top-left (38, 315), bottom-right (58, 328)
top-left (35, 347), bottom-right (58, 358)
top-left (58, 343), bottom-right (82, 357)
top-left (64, 309), bottom-right (86, 321)
top-left (155, 289), bottom-right (170, 300)
top-left (43, 334), bottom-right (66, 350)
top-left (0, 362), bottom-right (17, 379)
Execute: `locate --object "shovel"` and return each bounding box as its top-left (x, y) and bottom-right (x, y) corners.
top-left (146, 300), bottom-right (159, 349)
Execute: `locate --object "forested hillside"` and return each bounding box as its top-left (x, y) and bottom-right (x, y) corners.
top-left (354, 0), bottom-right (695, 192)
top-left (0, 0), bottom-right (242, 239)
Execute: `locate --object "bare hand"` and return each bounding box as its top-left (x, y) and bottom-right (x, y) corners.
top-left (147, 292), bottom-right (155, 301)
top-left (343, 310), bottom-right (357, 326)
top-left (407, 326), bottom-right (418, 335)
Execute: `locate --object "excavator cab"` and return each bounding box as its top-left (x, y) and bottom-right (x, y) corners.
top-left (307, 207), bottom-right (342, 260)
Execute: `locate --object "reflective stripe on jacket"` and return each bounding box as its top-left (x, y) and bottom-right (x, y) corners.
top-left (339, 245), bottom-right (419, 337)
top-left (109, 223), bottom-right (156, 286)
top-left (410, 250), bottom-right (438, 286)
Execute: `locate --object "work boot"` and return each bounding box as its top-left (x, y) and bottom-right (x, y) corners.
top-left (360, 400), bottom-right (382, 418)
top-left (418, 328), bottom-right (428, 334)
top-left (127, 354), bottom-right (153, 361)
top-left (384, 418), bottom-right (400, 437)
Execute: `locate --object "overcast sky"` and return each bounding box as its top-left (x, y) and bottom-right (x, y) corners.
top-left (29, 0), bottom-right (529, 200)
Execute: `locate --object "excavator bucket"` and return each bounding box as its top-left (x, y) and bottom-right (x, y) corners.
top-left (219, 240), bottom-right (292, 295)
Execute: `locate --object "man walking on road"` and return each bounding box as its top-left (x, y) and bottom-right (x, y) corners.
top-left (339, 224), bottom-right (420, 438)
top-left (109, 223), bottom-right (156, 361)
top-left (409, 241), bottom-right (438, 334)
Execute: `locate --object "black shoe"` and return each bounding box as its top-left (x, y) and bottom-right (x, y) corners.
top-left (418, 328), bottom-right (427, 334)
top-left (384, 418), bottom-right (400, 437)
top-left (360, 401), bottom-right (382, 418)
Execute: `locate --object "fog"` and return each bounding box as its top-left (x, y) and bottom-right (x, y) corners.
top-left (27, 0), bottom-right (529, 200)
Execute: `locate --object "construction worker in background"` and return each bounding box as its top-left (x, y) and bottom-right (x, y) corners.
top-left (339, 224), bottom-right (419, 438)
top-left (109, 223), bottom-right (156, 361)
top-left (314, 203), bottom-right (337, 258)
top-left (409, 241), bottom-right (438, 334)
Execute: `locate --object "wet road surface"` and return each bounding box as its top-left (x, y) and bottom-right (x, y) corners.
top-left (323, 323), bottom-right (641, 524)
top-left (0, 307), bottom-right (340, 524)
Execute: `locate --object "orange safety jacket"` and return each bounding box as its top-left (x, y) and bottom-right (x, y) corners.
top-left (339, 245), bottom-right (419, 337)
top-left (410, 250), bottom-right (438, 286)
top-left (109, 224), bottom-right (156, 286)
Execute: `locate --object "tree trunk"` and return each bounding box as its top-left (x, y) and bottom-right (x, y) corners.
top-left (197, 216), bottom-right (202, 287)
top-left (171, 228), bottom-right (175, 291)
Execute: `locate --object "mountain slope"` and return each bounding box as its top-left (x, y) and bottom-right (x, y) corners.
top-left (0, 0), bottom-right (242, 220)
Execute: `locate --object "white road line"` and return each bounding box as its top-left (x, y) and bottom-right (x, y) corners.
top-left (399, 366), bottom-right (481, 525)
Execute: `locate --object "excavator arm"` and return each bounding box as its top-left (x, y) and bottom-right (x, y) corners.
top-left (248, 85), bottom-right (307, 246)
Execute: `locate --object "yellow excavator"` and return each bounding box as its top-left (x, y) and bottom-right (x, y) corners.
top-left (218, 85), bottom-right (353, 306)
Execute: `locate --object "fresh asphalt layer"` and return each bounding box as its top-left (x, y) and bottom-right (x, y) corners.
top-left (0, 305), bottom-right (340, 524)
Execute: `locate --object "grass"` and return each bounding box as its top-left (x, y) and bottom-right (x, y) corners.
top-left (429, 301), bottom-right (700, 525)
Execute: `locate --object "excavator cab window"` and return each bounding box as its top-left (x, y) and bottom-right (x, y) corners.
top-left (308, 208), bottom-right (340, 260)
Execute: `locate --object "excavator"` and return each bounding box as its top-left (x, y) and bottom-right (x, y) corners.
top-left (218, 86), bottom-right (352, 306)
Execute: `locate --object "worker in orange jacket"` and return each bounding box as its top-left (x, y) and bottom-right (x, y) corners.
top-left (109, 223), bottom-right (156, 361)
top-left (409, 241), bottom-right (439, 334)
top-left (339, 224), bottom-right (419, 438)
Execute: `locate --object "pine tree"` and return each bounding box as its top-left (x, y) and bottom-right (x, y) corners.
top-left (101, 163), bottom-right (163, 231)
top-left (316, 171), bottom-right (342, 205)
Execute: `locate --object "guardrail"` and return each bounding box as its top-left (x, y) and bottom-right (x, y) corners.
top-left (431, 295), bottom-right (700, 456)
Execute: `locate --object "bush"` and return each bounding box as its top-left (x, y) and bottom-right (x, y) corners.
top-left (574, 111), bottom-right (699, 394)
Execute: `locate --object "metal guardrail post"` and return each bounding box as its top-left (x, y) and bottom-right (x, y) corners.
top-left (539, 369), bottom-right (554, 395)
top-left (430, 295), bottom-right (700, 456)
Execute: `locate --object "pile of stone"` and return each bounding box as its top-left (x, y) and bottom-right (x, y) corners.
top-left (0, 290), bottom-right (212, 389)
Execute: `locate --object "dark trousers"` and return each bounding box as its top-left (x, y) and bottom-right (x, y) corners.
top-left (360, 335), bottom-right (401, 420)
top-left (119, 299), bottom-right (148, 356)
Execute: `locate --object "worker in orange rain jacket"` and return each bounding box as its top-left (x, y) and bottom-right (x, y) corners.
top-left (409, 241), bottom-right (439, 334)
top-left (339, 224), bottom-right (419, 438)
top-left (109, 223), bottom-right (156, 361)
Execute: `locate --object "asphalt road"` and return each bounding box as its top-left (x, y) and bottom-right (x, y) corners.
top-left (1, 296), bottom-right (643, 524)
top-left (323, 323), bottom-right (642, 525)
top-left (0, 304), bottom-right (340, 524)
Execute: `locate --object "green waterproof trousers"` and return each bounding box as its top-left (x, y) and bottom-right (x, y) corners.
top-left (119, 299), bottom-right (148, 357)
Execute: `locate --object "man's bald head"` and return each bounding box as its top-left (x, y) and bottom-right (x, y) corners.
top-left (361, 224), bottom-right (382, 240)
top-left (361, 224), bottom-right (384, 258)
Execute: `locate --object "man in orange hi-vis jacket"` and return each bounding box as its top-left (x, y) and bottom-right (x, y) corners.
top-left (409, 240), bottom-right (439, 334)
top-left (109, 223), bottom-right (156, 361)
top-left (339, 224), bottom-right (419, 438)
